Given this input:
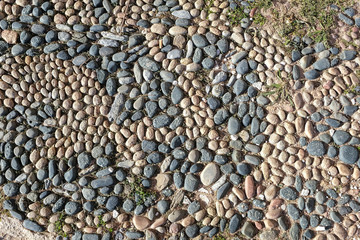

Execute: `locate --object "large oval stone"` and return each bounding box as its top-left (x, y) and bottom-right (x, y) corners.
top-left (200, 163), bottom-right (220, 186)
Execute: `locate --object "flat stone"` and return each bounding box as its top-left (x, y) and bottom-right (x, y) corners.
top-left (185, 224), bottom-right (199, 238)
top-left (138, 57), bottom-right (160, 72)
top-left (150, 23), bottom-right (166, 35)
top-left (304, 69), bottom-right (320, 79)
top-left (125, 231), bottom-right (144, 239)
top-left (65, 201), bottom-right (81, 215)
top-left (259, 230), bottom-right (278, 240)
top-left (3, 183), bottom-right (19, 197)
top-left (168, 209), bottom-right (187, 222)
top-left (23, 219), bottom-right (44, 232)
top-left (187, 201), bottom-right (200, 215)
top-left (192, 34), bottom-right (208, 48)
top-left (212, 71), bottom-right (227, 84)
top-left (200, 163), bottom-right (220, 186)
top-left (237, 163), bottom-right (252, 176)
top-left (82, 234), bottom-right (99, 240)
top-left (1, 30), bottom-right (18, 44)
top-left (172, 10), bottom-right (191, 19)
top-left (216, 182), bottom-right (231, 199)
top-left (232, 51), bottom-right (247, 64)
top-left (90, 176), bottom-right (114, 188)
top-left (334, 223), bottom-right (347, 239)
top-left (241, 221), bottom-right (256, 238)
top-left (157, 200), bottom-right (170, 214)
top-left (305, 180), bottom-right (318, 195)
top-left (247, 209), bottom-right (264, 221)
top-left (78, 152), bottom-right (93, 169)
top-left (339, 50), bottom-right (357, 60)
top-left (313, 58), bottom-right (330, 71)
top-left (339, 13), bottom-right (354, 25)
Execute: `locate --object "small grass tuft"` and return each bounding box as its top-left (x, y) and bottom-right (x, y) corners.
top-left (253, 13), bottom-right (266, 25)
top-left (227, 5), bottom-right (248, 26)
top-left (252, 0), bottom-right (273, 9)
top-left (97, 216), bottom-right (114, 233)
top-left (214, 234), bottom-right (227, 240)
top-left (54, 213), bottom-right (67, 238)
top-left (127, 178), bottom-right (157, 206)
top-left (262, 70), bottom-right (294, 106)
top-left (203, 0), bottom-right (215, 16)
top-left (344, 85), bottom-right (360, 95)
top-left (227, 0), bottom-right (273, 26)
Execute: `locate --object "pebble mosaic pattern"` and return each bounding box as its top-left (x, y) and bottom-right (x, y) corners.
top-left (0, 0), bottom-right (360, 239)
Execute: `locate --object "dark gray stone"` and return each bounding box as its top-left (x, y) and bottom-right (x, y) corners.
top-left (171, 86), bottom-right (184, 104)
top-left (153, 115), bottom-right (172, 128)
top-left (313, 58), bottom-right (330, 71)
top-left (228, 117), bottom-right (241, 135)
top-left (241, 221), bottom-right (256, 238)
top-left (90, 176), bottom-right (114, 188)
top-left (192, 34), bottom-right (208, 48)
top-left (289, 223), bottom-right (300, 240)
top-left (185, 224), bottom-right (199, 238)
top-left (287, 204), bottom-right (300, 220)
top-left (229, 213), bottom-right (241, 234)
top-left (304, 69), bottom-right (320, 79)
top-left (157, 200), bottom-right (170, 214)
top-left (65, 201), bottom-right (81, 215)
top-left (340, 50), bottom-right (357, 60)
top-left (307, 141), bottom-right (326, 156)
top-left (78, 152), bottom-right (93, 169)
top-left (23, 219), bottom-right (44, 232)
top-left (233, 79), bottom-right (248, 95)
top-left (236, 59), bottom-right (249, 75)
top-left (247, 209), bottom-right (264, 221)
top-left (3, 183), bottom-right (19, 197)
top-left (138, 57), bottom-right (160, 71)
top-left (339, 145), bottom-right (359, 164)
top-left (280, 187), bottom-right (298, 200)
top-left (184, 174), bottom-right (199, 192)
top-left (339, 13), bottom-right (354, 25)
top-left (216, 182), bottom-right (231, 200)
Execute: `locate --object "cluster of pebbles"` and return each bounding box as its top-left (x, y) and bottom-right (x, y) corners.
top-left (0, 0), bottom-right (360, 239)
